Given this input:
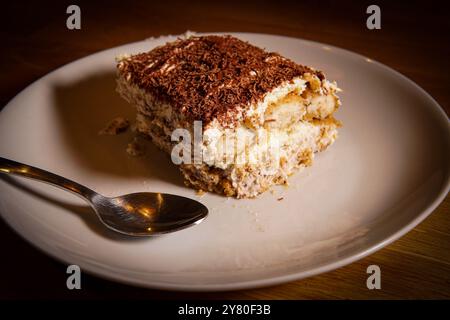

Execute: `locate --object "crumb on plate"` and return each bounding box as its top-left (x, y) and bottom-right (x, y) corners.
top-left (99, 117), bottom-right (130, 135)
top-left (126, 137), bottom-right (146, 157)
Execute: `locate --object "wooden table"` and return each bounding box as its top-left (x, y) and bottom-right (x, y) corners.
top-left (1, 1), bottom-right (449, 299)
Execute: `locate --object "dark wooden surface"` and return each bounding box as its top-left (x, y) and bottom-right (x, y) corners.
top-left (0, 0), bottom-right (449, 299)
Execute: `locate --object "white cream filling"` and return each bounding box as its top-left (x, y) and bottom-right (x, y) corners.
top-left (202, 120), bottom-right (322, 170)
top-left (201, 77), bottom-right (330, 170)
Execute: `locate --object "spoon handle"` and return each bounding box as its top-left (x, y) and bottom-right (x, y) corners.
top-left (0, 157), bottom-right (97, 201)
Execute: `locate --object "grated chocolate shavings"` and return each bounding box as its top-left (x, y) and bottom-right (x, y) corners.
top-left (117, 35), bottom-right (323, 126)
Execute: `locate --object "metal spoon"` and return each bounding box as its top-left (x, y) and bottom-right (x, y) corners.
top-left (0, 157), bottom-right (208, 236)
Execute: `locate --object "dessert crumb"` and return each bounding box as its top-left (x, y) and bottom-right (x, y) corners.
top-left (126, 137), bottom-right (146, 157)
top-left (196, 189), bottom-right (206, 196)
top-left (99, 117), bottom-right (130, 135)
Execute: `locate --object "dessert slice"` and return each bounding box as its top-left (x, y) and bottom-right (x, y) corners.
top-left (116, 35), bottom-right (341, 198)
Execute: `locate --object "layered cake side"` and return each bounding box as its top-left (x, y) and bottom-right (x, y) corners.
top-left (116, 35), bottom-right (341, 198)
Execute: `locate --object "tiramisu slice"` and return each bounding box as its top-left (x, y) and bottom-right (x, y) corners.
top-left (116, 35), bottom-right (341, 198)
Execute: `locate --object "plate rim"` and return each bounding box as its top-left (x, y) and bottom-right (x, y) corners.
top-left (1, 32), bottom-right (449, 291)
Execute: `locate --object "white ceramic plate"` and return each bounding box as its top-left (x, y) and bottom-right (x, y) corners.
top-left (0, 33), bottom-right (449, 291)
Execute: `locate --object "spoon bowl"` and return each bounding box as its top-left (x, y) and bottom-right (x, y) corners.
top-left (92, 192), bottom-right (208, 236)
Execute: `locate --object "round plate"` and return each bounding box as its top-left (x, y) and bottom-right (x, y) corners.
top-left (0, 33), bottom-right (449, 291)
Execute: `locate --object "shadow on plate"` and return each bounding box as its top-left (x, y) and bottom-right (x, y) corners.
top-left (50, 70), bottom-right (184, 187)
top-left (0, 175), bottom-right (149, 242)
